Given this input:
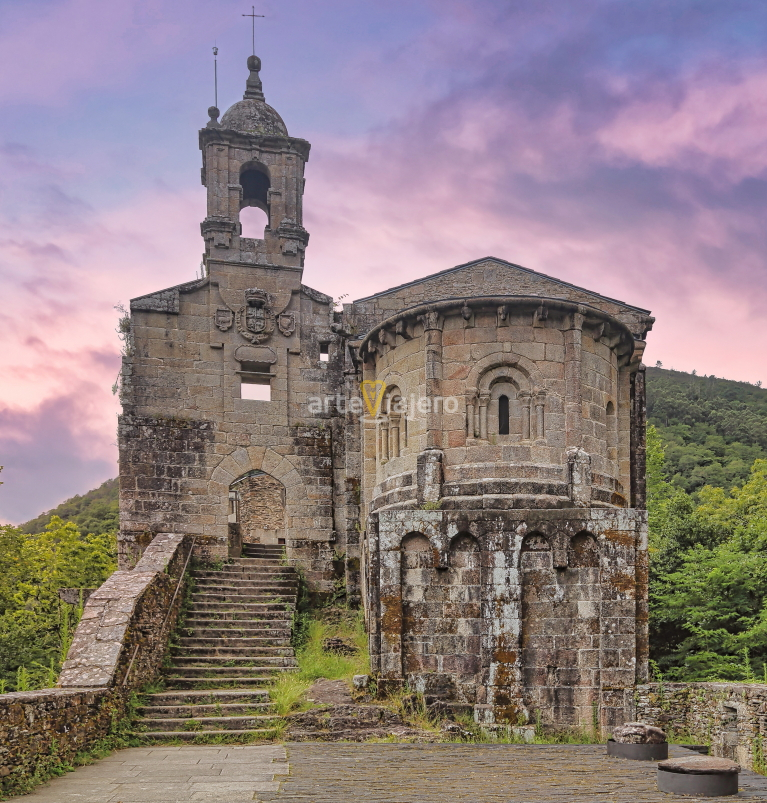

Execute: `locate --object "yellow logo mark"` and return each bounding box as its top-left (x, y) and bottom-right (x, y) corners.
top-left (361, 380), bottom-right (386, 417)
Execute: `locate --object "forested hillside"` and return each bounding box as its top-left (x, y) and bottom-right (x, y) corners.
top-left (646, 367), bottom-right (767, 492)
top-left (20, 477), bottom-right (119, 536)
top-left (643, 368), bottom-right (767, 680)
top-left (0, 475), bottom-right (117, 691)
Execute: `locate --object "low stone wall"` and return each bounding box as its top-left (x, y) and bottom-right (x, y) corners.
top-left (0, 532), bottom-right (191, 794)
top-left (0, 688), bottom-right (127, 788)
top-left (59, 532), bottom-right (191, 688)
top-left (636, 682), bottom-right (767, 768)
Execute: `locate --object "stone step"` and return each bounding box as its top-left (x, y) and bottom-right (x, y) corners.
top-left (137, 714), bottom-right (280, 732)
top-left (185, 602), bottom-right (295, 613)
top-left (136, 728), bottom-right (277, 740)
top-left (193, 570), bottom-right (295, 578)
top-left (171, 645), bottom-right (294, 657)
top-left (163, 675), bottom-right (277, 689)
top-left (165, 666), bottom-right (291, 679)
top-left (168, 656), bottom-right (296, 669)
top-left (227, 558), bottom-right (286, 566)
top-left (138, 702), bottom-right (274, 718)
top-left (191, 585), bottom-right (298, 595)
top-left (178, 625), bottom-right (291, 638)
top-left (192, 578), bottom-right (298, 588)
top-left (142, 689), bottom-right (271, 706)
top-left (177, 637), bottom-right (291, 648)
top-left (190, 591), bottom-right (296, 602)
top-left (183, 611), bottom-right (292, 622)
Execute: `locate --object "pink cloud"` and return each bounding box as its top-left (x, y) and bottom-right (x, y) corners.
top-left (598, 60), bottom-right (767, 181)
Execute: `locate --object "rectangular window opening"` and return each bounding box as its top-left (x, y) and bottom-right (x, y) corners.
top-left (320, 343), bottom-right (330, 363)
top-left (240, 378), bottom-right (271, 401)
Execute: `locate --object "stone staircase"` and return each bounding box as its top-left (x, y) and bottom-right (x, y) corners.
top-left (135, 544), bottom-right (299, 739)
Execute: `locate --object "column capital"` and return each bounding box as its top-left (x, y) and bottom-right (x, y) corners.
top-left (418, 308), bottom-right (444, 332)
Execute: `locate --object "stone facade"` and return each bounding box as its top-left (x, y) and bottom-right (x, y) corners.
top-left (118, 55), bottom-right (654, 727)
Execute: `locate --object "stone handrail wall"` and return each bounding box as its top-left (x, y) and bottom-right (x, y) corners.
top-left (636, 682), bottom-right (767, 768)
top-left (59, 532), bottom-right (191, 688)
top-left (0, 533), bottom-right (191, 793)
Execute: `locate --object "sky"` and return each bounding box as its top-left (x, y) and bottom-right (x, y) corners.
top-left (1, 0), bottom-right (767, 523)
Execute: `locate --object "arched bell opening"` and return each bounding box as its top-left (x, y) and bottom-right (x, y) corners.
top-left (239, 161), bottom-right (271, 237)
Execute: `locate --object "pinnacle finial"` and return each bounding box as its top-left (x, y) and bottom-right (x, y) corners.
top-left (244, 55), bottom-right (265, 101)
top-left (206, 106), bottom-right (221, 128)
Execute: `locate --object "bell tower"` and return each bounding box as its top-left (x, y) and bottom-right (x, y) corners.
top-left (199, 55), bottom-right (311, 269)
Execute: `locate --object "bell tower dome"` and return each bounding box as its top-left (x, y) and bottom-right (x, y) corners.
top-left (199, 55), bottom-right (311, 269)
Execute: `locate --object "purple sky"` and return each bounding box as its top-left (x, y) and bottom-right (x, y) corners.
top-left (1, 0), bottom-right (767, 523)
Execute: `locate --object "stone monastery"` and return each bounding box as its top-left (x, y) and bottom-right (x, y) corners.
top-left (119, 55), bottom-right (654, 728)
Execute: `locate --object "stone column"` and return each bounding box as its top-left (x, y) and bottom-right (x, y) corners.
top-left (416, 449), bottom-right (443, 504)
top-left (617, 367), bottom-right (632, 498)
top-left (564, 310), bottom-right (585, 449)
top-left (630, 364), bottom-right (647, 509)
top-left (380, 419), bottom-right (389, 463)
top-left (390, 415), bottom-right (401, 459)
top-left (479, 395), bottom-right (489, 440)
top-left (420, 309), bottom-right (444, 449)
top-left (466, 399), bottom-right (475, 439)
top-left (567, 447), bottom-right (592, 507)
top-left (519, 392), bottom-right (532, 440)
top-left (535, 392), bottom-right (546, 441)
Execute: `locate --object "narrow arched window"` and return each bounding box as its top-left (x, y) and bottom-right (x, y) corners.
top-left (499, 394), bottom-right (510, 435)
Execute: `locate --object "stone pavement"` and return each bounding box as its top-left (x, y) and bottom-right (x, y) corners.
top-left (17, 742), bottom-right (767, 802)
top-left (261, 743), bottom-right (767, 803)
top-left (19, 744), bottom-right (288, 803)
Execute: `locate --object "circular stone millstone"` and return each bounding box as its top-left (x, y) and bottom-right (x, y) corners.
top-left (657, 756), bottom-right (740, 797)
top-left (607, 739), bottom-right (668, 761)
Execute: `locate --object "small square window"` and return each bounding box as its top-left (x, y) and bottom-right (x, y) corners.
top-left (320, 343), bottom-right (329, 363)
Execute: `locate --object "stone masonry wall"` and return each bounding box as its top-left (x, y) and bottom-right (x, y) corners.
top-left (118, 414), bottom-right (216, 568)
top-left (635, 682), bottom-right (767, 770)
top-left (369, 507), bottom-right (646, 728)
top-left (0, 687), bottom-right (129, 793)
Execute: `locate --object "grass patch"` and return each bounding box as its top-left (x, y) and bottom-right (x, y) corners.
top-left (267, 607), bottom-right (369, 716)
top-left (295, 610), bottom-right (369, 682)
top-left (269, 673), bottom-right (313, 716)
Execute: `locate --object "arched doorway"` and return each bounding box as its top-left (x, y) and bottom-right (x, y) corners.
top-left (229, 470), bottom-right (286, 545)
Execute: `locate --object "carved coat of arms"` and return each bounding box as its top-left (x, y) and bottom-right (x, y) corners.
top-left (214, 308), bottom-right (234, 331)
top-left (236, 288), bottom-right (275, 344)
top-left (277, 312), bottom-right (296, 337)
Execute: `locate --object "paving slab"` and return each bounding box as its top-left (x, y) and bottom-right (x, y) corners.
top-left (258, 743), bottom-right (767, 802)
